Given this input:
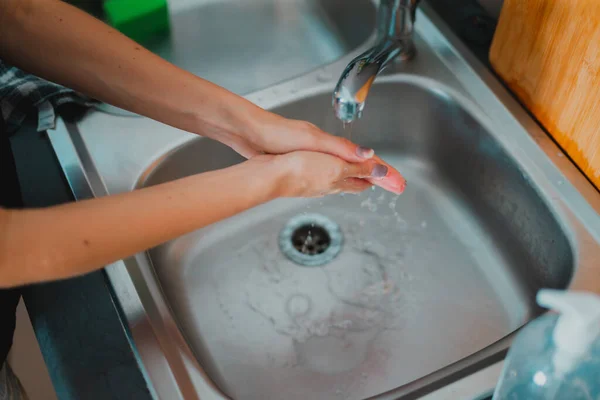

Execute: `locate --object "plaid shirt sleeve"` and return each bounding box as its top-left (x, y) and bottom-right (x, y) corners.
top-left (0, 59), bottom-right (97, 135)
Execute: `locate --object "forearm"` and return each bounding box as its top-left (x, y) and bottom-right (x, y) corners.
top-left (0, 159), bottom-right (280, 288)
top-left (0, 0), bottom-right (261, 139)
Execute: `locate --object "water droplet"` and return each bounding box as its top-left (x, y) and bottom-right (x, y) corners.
top-left (557, 152), bottom-right (564, 158)
top-left (395, 213), bottom-right (408, 229)
top-left (388, 196), bottom-right (398, 211)
top-left (371, 186), bottom-right (376, 191)
top-left (360, 197), bottom-right (378, 212)
top-left (421, 221), bottom-right (427, 229)
top-left (557, 180), bottom-right (564, 185)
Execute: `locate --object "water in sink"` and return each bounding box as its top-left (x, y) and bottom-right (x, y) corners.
top-left (149, 161), bottom-right (522, 400)
top-left (199, 173), bottom-right (511, 399)
top-left (143, 81), bottom-right (573, 400)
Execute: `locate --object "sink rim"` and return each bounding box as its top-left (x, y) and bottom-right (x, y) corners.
top-left (46, 3), bottom-right (600, 400)
top-left (136, 76), bottom-right (573, 400)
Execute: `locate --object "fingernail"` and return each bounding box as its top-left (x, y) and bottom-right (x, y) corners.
top-left (398, 180), bottom-right (407, 193)
top-left (356, 146), bottom-right (374, 159)
top-left (372, 164), bottom-right (388, 178)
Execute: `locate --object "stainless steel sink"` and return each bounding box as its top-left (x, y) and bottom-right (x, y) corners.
top-left (141, 81), bottom-right (571, 400)
top-left (48, 2), bottom-right (600, 400)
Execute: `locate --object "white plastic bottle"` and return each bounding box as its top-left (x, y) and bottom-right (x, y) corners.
top-left (492, 289), bottom-right (600, 399)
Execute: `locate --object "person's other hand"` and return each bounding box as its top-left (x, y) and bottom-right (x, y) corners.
top-left (250, 151), bottom-right (396, 198)
top-left (218, 110), bottom-right (406, 194)
top-left (234, 112), bottom-right (372, 160)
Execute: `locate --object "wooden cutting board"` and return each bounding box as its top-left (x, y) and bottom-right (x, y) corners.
top-left (489, 0), bottom-right (600, 190)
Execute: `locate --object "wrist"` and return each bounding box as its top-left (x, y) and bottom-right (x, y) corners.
top-left (191, 85), bottom-right (265, 141)
top-left (245, 155), bottom-right (291, 200)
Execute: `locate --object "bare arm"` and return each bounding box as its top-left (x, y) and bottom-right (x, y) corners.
top-left (0, 0), bottom-right (256, 141)
top-left (0, 0), bottom-right (410, 176)
top-left (0, 159), bottom-right (278, 287)
top-left (0, 0), bottom-right (399, 287)
top-left (0, 153), bottom-right (382, 288)
top-left (0, 0), bottom-right (407, 190)
top-left (0, 0), bottom-right (404, 173)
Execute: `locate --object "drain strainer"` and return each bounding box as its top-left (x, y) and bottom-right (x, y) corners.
top-left (279, 213), bottom-right (343, 266)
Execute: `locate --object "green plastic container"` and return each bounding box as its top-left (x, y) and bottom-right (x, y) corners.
top-left (103, 0), bottom-right (170, 43)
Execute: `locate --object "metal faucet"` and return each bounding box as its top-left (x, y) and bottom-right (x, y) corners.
top-left (333, 0), bottom-right (420, 122)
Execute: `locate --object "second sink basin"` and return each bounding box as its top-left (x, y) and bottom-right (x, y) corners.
top-left (141, 80), bottom-right (573, 400)
top-left (140, 0), bottom-right (375, 95)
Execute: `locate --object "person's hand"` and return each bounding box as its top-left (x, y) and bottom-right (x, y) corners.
top-left (217, 109), bottom-right (407, 194)
top-left (230, 111), bottom-right (372, 160)
top-left (367, 154), bottom-right (407, 194)
top-left (250, 151), bottom-right (396, 198)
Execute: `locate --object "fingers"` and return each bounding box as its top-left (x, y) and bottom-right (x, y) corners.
top-left (342, 160), bottom-right (388, 180)
top-left (341, 156), bottom-right (407, 195)
top-left (338, 178), bottom-right (372, 194)
top-left (368, 177), bottom-right (407, 195)
top-left (363, 155), bottom-right (406, 194)
top-left (308, 126), bottom-right (375, 163)
top-left (377, 155), bottom-right (407, 194)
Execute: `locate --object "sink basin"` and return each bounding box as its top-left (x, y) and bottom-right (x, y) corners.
top-left (141, 81), bottom-right (572, 400)
top-left (48, 3), bottom-right (600, 400)
top-left (141, 0), bottom-right (375, 94)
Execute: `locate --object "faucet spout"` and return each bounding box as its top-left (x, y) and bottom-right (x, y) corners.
top-left (333, 0), bottom-right (420, 122)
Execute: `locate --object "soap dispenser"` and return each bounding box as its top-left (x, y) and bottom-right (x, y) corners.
top-left (492, 289), bottom-right (600, 399)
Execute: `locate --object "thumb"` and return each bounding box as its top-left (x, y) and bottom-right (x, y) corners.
top-left (311, 129), bottom-right (375, 162)
top-left (365, 155), bottom-right (407, 194)
top-left (343, 161), bottom-right (388, 179)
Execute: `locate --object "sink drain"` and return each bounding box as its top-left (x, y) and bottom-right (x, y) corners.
top-left (291, 224), bottom-right (330, 255)
top-left (279, 213), bottom-right (343, 266)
